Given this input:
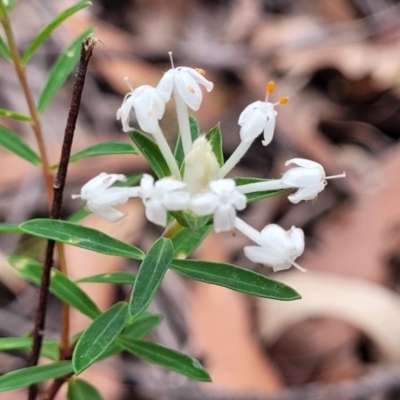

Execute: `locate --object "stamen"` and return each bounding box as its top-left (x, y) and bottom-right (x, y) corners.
top-left (325, 172), bottom-right (346, 180)
top-left (168, 51), bottom-right (175, 69)
top-left (124, 76), bottom-right (135, 92)
top-left (279, 96), bottom-right (289, 105)
top-left (195, 68), bottom-right (206, 75)
top-left (292, 261), bottom-right (307, 273)
top-left (266, 81), bottom-right (275, 94)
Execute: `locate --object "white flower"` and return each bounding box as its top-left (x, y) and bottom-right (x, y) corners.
top-left (183, 136), bottom-right (220, 194)
top-left (116, 84), bottom-right (168, 134)
top-left (139, 174), bottom-right (190, 227)
top-left (72, 173), bottom-right (138, 223)
top-left (243, 224), bottom-right (305, 272)
top-left (238, 101), bottom-right (277, 145)
top-left (189, 179), bottom-right (247, 233)
top-left (281, 158), bottom-right (346, 204)
top-left (157, 66), bottom-right (213, 111)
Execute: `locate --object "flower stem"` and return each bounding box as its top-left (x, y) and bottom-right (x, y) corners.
top-left (219, 140), bottom-right (252, 178)
top-left (234, 217), bottom-right (263, 246)
top-left (237, 179), bottom-right (290, 194)
top-left (27, 36), bottom-right (97, 400)
top-left (153, 125), bottom-right (181, 177)
top-left (174, 91), bottom-right (192, 156)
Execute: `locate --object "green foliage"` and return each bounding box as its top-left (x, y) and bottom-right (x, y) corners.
top-left (0, 35), bottom-right (11, 61)
top-left (0, 223), bottom-right (22, 233)
top-left (0, 337), bottom-right (59, 361)
top-left (170, 259), bottom-right (301, 301)
top-left (0, 361), bottom-right (73, 392)
top-left (0, 124), bottom-right (41, 165)
top-left (0, 108), bottom-right (30, 121)
top-left (68, 379), bottom-right (104, 400)
top-left (205, 123), bottom-right (224, 166)
top-left (129, 238), bottom-right (174, 317)
top-left (21, 2), bottom-right (92, 64)
top-left (73, 302), bottom-right (127, 374)
top-left (117, 337), bottom-right (211, 381)
top-left (76, 271), bottom-right (136, 284)
top-left (10, 256), bottom-right (101, 319)
top-left (19, 219), bottom-right (144, 259)
top-left (170, 224), bottom-right (211, 258)
top-left (235, 177), bottom-right (290, 202)
top-left (37, 27), bottom-right (95, 113)
top-left (129, 130), bottom-right (171, 178)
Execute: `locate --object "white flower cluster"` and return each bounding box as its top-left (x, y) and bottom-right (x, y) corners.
top-left (73, 54), bottom-right (345, 272)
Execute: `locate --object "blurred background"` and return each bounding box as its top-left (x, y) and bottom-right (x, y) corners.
top-left (2, 0), bottom-right (400, 399)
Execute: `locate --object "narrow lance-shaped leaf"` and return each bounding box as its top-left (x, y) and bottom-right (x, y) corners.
top-left (9, 256), bottom-right (101, 319)
top-left (170, 259), bottom-right (301, 301)
top-left (206, 123), bottom-right (224, 167)
top-left (129, 130), bottom-right (171, 179)
top-left (76, 271), bottom-right (136, 285)
top-left (22, 1), bottom-right (92, 64)
top-left (0, 35), bottom-right (11, 61)
top-left (174, 116), bottom-right (201, 167)
top-left (0, 124), bottom-right (41, 165)
top-left (129, 238), bottom-right (174, 317)
top-left (117, 337), bottom-right (211, 382)
top-left (68, 379), bottom-right (104, 400)
top-left (0, 108), bottom-right (31, 122)
top-left (19, 219), bottom-right (144, 260)
top-left (235, 177), bottom-right (290, 203)
top-left (0, 361), bottom-right (73, 392)
top-left (37, 27), bottom-right (95, 113)
top-left (73, 302), bottom-right (127, 374)
top-left (0, 337), bottom-right (59, 361)
top-left (170, 224), bottom-right (211, 258)
top-left (0, 223), bottom-right (22, 233)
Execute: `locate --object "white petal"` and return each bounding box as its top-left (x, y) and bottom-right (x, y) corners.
top-left (175, 71), bottom-right (203, 111)
top-left (183, 67), bottom-right (214, 92)
top-left (189, 192), bottom-right (218, 216)
top-left (238, 102), bottom-right (267, 142)
top-left (145, 199), bottom-right (167, 226)
top-left (288, 226), bottom-right (305, 256)
top-left (261, 110), bottom-right (276, 146)
top-left (213, 204), bottom-right (236, 232)
top-left (87, 202), bottom-right (126, 223)
top-left (156, 70), bottom-right (174, 98)
top-left (281, 167), bottom-right (323, 187)
top-left (230, 190), bottom-right (247, 210)
top-left (89, 187), bottom-right (131, 207)
top-left (287, 182), bottom-right (326, 204)
top-left (163, 190), bottom-right (190, 210)
top-left (209, 178), bottom-right (235, 195)
top-left (244, 246), bottom-right (291, 271)
top-left (140, 174), bottom-right (155, 197)
top-left (156, 177), bottom-right (186, 193)
top-left (285, 158), bottom-right (324, 171)
top-left (259, 224), bottom-right (289, 251)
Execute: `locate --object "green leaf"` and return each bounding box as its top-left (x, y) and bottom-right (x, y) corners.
top-left (170, 211), bottom-right (211, 231)
top-left (5, 0), bottom-right (19, 10)
top-left (129, 130), bottom-right (170, 178)
top-left (0, 337), bottom-right (59, 361)
top-left (170, 259), bottom-right (301, 301)
top-left (10, 256), bottom-right (101, 319)
top-left (73, 302), bottom-right (127, 374)
top-left (0, 124), bottom-right (41, 165)
top-left (205, 123), bottom-right (224, 166)
top-left (174, 116), bottom-right (201, 167)
top-left (0, 36), bottom-right (11, 61)
top-left (235, 177), bottom-right (290, 203)
top-left (117, 337), bottom-right (211, 382)
top-left (22, 2), bottom-right (92, 65)
top-left (129, 238), bottom-right (174, 317)
top-left (19, 219), bottom-right (144, 260)
top-left (0, 361), bottom-right (73, 392)
top-left (0, 108), bottom-right (31, 122)
top-left (124, 312), bottom-right (162, 339)
top-left (51, 141), bottom-right (137, 169)
top-left (68, 379), bottom-right (104, 400)
top-left (76, 271), bottom-right (136, 284)
top-left (0, 223), bottom-right (22, 233)
top-left (170, 224), bottom-right (211, 258)
top-left (37, 27), bottom-right (95, 113)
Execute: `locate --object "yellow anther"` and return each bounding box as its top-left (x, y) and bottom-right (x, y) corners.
top-left (279, 96), bottom-right (289, 105)
top-left (188, 86), bottom-right (196, 93)
top-left (195, 68), bottom-right (206, 75)
top-left (266, 81), bottom-right (275, 94)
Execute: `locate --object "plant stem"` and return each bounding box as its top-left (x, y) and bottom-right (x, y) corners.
top-left (27, 36), bottom-right (97, 400)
